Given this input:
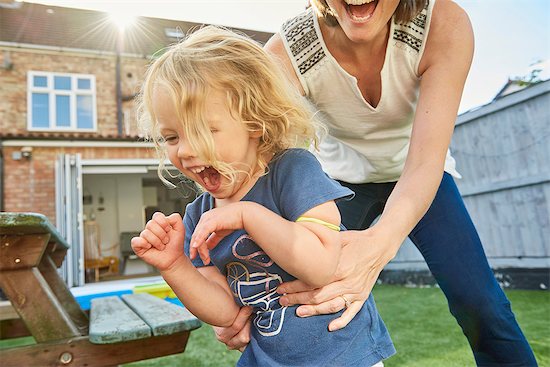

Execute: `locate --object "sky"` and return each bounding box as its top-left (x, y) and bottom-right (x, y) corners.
top-left (18, 0), bottom-right (550, 113)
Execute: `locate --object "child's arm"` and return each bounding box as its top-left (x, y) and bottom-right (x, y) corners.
top-left (190, 201), bottom-right (341, 288)
top-left (131, 212), bottom-right (240, 326)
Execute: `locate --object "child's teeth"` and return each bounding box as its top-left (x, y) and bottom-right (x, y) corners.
top-left (345, 0), bottom-right (374, 4)
top-left (190, 165), bottom-right (211, 174)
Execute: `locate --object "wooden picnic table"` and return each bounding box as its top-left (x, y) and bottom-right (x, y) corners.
top-left (0, 212), bottom-right (201, 366)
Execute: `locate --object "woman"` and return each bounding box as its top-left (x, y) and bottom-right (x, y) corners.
top-left (215, 0), bottom-right (537, 365)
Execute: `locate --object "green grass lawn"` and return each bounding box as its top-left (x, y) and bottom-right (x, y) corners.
top-left (125, 285), bottom-right (549, 367)
top-left (2, 285), bottom-right (548, 366)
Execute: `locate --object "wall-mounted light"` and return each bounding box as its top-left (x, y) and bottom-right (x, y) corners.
top-left (20, 146), bottom-right (32, 160)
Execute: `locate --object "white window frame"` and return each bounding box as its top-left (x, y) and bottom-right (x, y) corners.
top-left (27, 71), bottom-right (97, 132)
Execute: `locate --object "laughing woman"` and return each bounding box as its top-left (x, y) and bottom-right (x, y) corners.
top-left (214, 0), bottom-right (538, 365)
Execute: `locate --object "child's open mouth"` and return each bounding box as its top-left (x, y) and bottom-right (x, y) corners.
top-left (344, 0), bottom-right (378, 22)
top-left (190, 165), bottom-right (222, 192)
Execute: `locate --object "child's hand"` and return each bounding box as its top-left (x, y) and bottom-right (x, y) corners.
top-left (190, 202), bottom-right (247, 265)
top-left (131, 212), bottom-right (185, 272)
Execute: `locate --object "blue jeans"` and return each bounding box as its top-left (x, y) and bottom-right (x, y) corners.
top-left (337, 173), bottom-right (537, 366)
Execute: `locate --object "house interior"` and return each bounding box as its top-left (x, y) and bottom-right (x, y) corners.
top-left (82, 171), bottom-right (198, 283)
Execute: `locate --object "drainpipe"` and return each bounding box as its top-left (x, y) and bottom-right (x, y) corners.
top-left (0, 140), bottom-right (4, 212)
top-left (115, 49), bottom-right (123, 136)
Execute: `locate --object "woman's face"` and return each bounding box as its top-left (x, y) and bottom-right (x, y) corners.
top-left (325, 0), bottom-right (400, 43)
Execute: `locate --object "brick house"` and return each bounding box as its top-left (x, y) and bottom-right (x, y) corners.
top-left (0, 2), bottom-right (272, 286)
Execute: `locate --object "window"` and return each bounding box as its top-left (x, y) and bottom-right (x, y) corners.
top-left (27, 71), bottom-right (97, 131)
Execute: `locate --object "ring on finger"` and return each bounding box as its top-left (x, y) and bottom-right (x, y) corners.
top-left (339, 294), bottom-right (351, 309)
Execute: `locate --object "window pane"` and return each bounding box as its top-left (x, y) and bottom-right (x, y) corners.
top-left (77, 95), bottom-right (93, 129)
top-left (33, 76), bottom-right (48, 88)
top-left (32, 93), bottom-right (49, 128)
top-left (56, 95), bottom-right (71, 127)
top-left (54, 76), bottom-right (71, 90)
top-left (77, 78), bottom-right (91, 90)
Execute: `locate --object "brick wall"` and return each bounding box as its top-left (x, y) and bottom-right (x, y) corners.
top-left (0, 47), bottom-right (149, 137)
top-left (1, 46), bottom-right (156, 223)
top-left (3, 145), bottom-right (157, 222)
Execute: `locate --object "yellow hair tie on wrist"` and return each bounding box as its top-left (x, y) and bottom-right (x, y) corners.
top-left (296, 216), bottom-right (341, 231)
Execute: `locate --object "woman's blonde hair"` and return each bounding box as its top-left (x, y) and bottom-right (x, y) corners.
top-left (310, 0), bottom-right (428, 26)
top-left (138, 26), bottom-right (317, 187)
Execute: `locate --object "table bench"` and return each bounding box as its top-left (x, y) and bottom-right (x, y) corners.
top-left (0, 212), bottom-right (201, 366)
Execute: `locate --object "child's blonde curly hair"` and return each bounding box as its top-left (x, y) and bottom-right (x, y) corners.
top-left (138, 26), bottom-right (318, 187)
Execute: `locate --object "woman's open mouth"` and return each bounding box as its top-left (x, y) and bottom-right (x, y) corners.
top-left (344, 0), bottom-right (378, 22)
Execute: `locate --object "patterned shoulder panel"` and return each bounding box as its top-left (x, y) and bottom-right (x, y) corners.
top-left (281, 9), bottom-right (326, 75)
top-left (392, 0), bottom-right (430, 52)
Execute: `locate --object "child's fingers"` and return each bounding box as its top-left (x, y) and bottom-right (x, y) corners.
top-left (139, 228), bottom-right (166, 251)
top-left (205, 232), bottom-right (224, 250)
top-left (189, 245), bottom-right (198, 260)
top-left (189, 223), bottom-right (211, 263)
top-left (166, 213), bottom-right (184, 233)
top-left (150, 212), bottom-right (172, 232)
top-left (190, 227), bottom-right (210, 250)
top-left (144, 220), bottom-right (170, 245)
top-left (130, 236), bottom-right (152, 255)
top-left (191, 242), bottom-right (210, 265)
top-left (191, 213), bottom-right (219, 248)
top-left (198, 244), bottom-right (210, 265)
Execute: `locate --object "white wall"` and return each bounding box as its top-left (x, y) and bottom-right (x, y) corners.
top-left (116, 174), bottom-right (146, 233)
top-left (83, 173), bottom-right (145, 258)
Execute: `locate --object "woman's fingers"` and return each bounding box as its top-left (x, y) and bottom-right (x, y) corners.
top-left (214, 306), bottom-right (253, 350)
top-left (287, 289), bottom-right (364, 331)
top-left (278, 279), bottom-right (349, 307)
top-left (233, 321), bottom-right (252, 352)
top-left (276, 279), bottom-right (312, 296)
top-left (295, 294), bottom-right (347, 317)
top-left (225, 321), bottom-right (252, 351)
top-left (328, 299), bottom-right (364, 331)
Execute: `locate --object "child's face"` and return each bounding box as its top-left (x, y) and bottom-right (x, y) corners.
top-left (153, 88), bottom-right (262, 204)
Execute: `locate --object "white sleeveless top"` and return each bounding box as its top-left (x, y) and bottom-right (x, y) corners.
top-left (279, 0), bottom-right (460, 183)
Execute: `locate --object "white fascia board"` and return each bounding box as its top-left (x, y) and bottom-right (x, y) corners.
top-left (1, 140), bottom-right (154, 148)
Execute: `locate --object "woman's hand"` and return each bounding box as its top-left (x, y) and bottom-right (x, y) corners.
top-left (131, 212), bottom-right (186, 272)
top-left (276, 226), bottom-right (398, 331)
top-left (213, 306), bottom-right (253, 352)
top-left (190, 203), bottom-right (246, 265)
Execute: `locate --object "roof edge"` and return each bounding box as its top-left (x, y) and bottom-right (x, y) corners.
top-left (456, 79), bottom-right (550, 125)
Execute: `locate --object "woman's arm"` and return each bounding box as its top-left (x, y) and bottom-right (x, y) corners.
top-left (131, 212), bottom-right (240, 327)
top-left (376, 0), bottom-right (474, 251)
top-left (278, 0), bottom-right (474, 330)
top-left (191, 200), bottom-right (342, 288)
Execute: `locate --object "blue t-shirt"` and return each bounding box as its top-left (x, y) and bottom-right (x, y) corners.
top-left (184, 149), bottom-right (395, 366)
